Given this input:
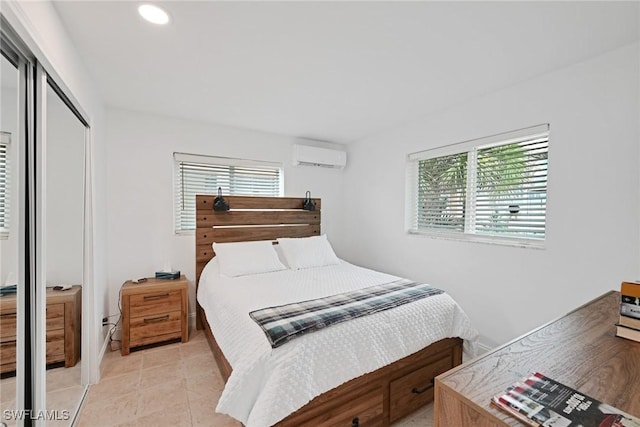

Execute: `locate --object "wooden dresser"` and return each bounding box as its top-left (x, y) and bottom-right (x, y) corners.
top-left (120, 276), bottom-right (188, 355)
top-left (435, 291), bottom-right (640, 426)
top-left (0, 286), bottom-right (82, 374)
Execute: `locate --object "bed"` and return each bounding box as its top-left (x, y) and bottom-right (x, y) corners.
top-left (195, 195), bottom-right (478, 427)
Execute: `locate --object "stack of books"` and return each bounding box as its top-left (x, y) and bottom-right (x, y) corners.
top-left (616, 281), bottom-right (640, 342)
top-left (492, 372), bottom-right (640, 426)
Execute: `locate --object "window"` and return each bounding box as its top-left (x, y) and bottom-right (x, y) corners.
top-left (174, 153), bottom-right (283, 233)
top-left (0, 132), bottom-right (10, 239)
top-left (407, 124), bottom-right (549, 245)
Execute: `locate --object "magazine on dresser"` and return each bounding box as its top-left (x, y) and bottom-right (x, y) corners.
top-left (491, 372), bottom-right (640, 427)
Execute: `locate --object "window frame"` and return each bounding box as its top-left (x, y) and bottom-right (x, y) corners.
top-left (173, 152), bottom-right (284, 235)
top-left (406, 124), bottom-right (549, 249)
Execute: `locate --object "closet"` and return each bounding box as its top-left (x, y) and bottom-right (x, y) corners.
top-left (1, 17), bottom-right (93, 427)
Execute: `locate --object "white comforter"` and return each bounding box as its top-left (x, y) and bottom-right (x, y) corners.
top-left (197, 259), bottom-right (478, 427)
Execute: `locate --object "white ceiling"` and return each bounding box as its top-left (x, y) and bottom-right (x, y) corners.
top-left (53, 1), bottom-right (639, 144)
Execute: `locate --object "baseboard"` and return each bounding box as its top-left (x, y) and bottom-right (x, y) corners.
top-left (98, 324), bottom-right (121, 371)
top-left (98, 331), bottom-right (110, 376)
top-left (476, 341), bottom-right (493, 355)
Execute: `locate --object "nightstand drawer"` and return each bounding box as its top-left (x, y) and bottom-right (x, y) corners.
top-left (0, 339), bottom-right (16, 366)
top-left (0, 310), bottom-right (17, 336)
top-left (130, 290), bottom-right (182, 317)
top-left (129, 310), bottom-right (182, 344)
top-left (46, 303), bottom-right (65, 330)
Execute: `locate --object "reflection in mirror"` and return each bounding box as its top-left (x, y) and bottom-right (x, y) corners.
top-left (44, 80), bottom-right (85, 425)
top-left (0, 50), bottom-right (20, 420)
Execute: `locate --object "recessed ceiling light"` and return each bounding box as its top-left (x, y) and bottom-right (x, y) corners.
top-left (138, 4), bottom-right (170, 25)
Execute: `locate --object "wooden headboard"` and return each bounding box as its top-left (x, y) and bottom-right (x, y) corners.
top-left (195, 195), bottom-right (321, 328)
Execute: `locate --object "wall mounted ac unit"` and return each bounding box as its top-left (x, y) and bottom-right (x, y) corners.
top-left (293, 144), bottom-right (347, 169)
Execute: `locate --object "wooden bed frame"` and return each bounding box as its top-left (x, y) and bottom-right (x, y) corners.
top-left (195, 195), bottom-right (463, 427)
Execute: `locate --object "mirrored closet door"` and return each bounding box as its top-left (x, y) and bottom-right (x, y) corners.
top-left (43, 79), bottom-right (86, 426)
top-left (0, 39), bottom-right (22, 420)
top-left (1, 18), bottom-right (92, 427)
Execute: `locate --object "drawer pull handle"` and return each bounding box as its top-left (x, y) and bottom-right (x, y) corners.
top-left (412, 379), bottom-right (435, 394)
top-left (1, 339), bottom-right (17, 345)
top-left (351, 417), bottom-right (359, 427)
top-left (144, 315), bottom-right (170, 324)
top-left (0, 313), bottom-right (16, 318)
top-left (143, 293), bottom-right (170, 301)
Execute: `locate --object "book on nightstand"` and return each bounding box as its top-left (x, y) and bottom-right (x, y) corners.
top-left (491, 372), bottom-right (640, 427)
top-left (618, 282), bottom-right (640, 342)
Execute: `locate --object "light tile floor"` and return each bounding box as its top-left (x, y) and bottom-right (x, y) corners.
top-left (1, 363), bottom-right (85, 427)
top-left (77, 329), bottom-right (434, 426)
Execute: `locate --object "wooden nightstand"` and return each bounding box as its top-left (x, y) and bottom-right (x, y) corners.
top-left (46, 286), bottom-right (82, 368)
top-left (0, 286), bottom-right (81, 374)
top-left (120, 276), bottom-right (188, 355)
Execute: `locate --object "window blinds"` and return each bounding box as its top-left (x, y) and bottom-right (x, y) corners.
top-left (174, 153), bottom-right (283, 232)
top-left (416, 152), bottom-right (468, 232)
top-left (0, 136), bottom-right (9, 237)
top-left (473, 136), bottom-right (548, 238)
top-left (407, 124), bottom-right (549, 242)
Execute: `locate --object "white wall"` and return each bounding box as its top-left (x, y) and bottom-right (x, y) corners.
top-left (45, 85), bottom-right (85, 286)
top-left (341, 42), bottom-right (640, 349)
top-left (104, 107), bottom-right (346, 321)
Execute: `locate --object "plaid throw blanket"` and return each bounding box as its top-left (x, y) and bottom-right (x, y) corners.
top-left (249, 280), bottom-right (444, 348)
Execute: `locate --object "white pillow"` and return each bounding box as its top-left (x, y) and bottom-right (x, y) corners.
top-left (276, 235), bottom-right (340, 270)
top-left (273, 243), bottom-right (290, 269)
top-left (213, 240), bottom-right (286, 277)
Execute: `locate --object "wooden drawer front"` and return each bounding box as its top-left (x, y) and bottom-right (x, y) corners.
top-left (390, 354), bottom-right (453, 422)
top-left (129, 310), bottom-right (182, 344)
top-left (46, 328), bottom-right (65, 361)
top-left (0, 340), bottom-right (17, 365)
top-left (302, 388), bottom-right (384, 427)
top-left (130, 290), bottom-right (182, 317)
top-left (46, 303), bottom-right (65, 330)
top-left (0, 310), bottom-right (17, 338)
top-left (0, 362), bottom-right (16, 374)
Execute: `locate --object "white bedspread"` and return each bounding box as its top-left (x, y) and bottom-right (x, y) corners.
top-left (197, 259), bottom-right (478, 427)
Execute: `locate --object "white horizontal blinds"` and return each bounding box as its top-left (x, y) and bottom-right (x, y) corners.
top-left (408, 124), bottom-right (549, 242)
top-left (475, 134), bottom-right (548, 239)
top-left (174, 153), bottom-right (282, 232)
top-left (416, 152), bottom-right (468, 232)
top-left (0, 137), bottom-right (8, 235)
